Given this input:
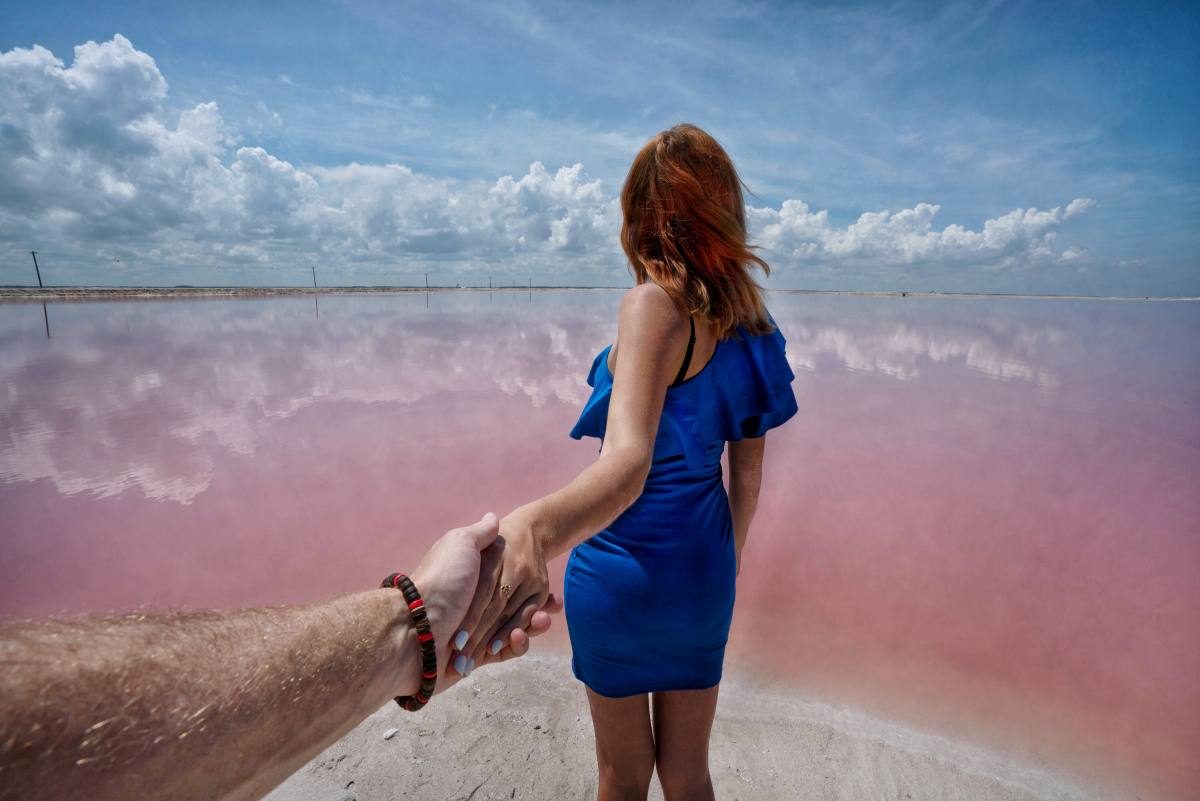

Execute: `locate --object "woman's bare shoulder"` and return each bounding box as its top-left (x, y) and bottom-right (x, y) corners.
top-left (618, 283), bottom-right (683, 336)
top-left (608, 283), bottom-right (687, 374)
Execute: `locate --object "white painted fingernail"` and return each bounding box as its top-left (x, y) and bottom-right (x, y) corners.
top-left (453, 630), bottom-right (469, 650)
top-left (464, 658), bottom-right (475, 675)
top-left (453, 654), bottom-right (469, 675)
top-left (490, 639), bottom-right (504, 655)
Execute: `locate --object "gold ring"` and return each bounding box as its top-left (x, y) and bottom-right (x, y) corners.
top-left (500, 584), bottom-right (513, 598)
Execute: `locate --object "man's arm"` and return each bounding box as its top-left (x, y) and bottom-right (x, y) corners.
top-left (0, 514), bottom-right (555, 801)
top-left (0, 590), bottom-right (414, 801)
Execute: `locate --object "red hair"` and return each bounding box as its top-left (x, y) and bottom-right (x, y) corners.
top-left (620, 123), bottom-right (772, 338)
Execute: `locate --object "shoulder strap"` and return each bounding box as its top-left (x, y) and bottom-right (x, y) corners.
top-left (670, 316), bottom-right (696, 386)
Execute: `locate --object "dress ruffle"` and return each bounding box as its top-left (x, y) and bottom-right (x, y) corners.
top-left (567, 344), bottom-right (613, 441)
top-left (710, 326), bottom-right (798, 442)
top-left (568, 321), bottom-right (797, 469)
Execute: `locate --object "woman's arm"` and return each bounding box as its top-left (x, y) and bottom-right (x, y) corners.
top-left (458, 283), bottom-right (691, 661)
top-left (727, 436), bottom-right (765, 575)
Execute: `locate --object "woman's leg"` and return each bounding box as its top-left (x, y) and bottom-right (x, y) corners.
top-left (585, 687), bottom-right (656, 801)
top-left (651, 685), bottom-right (719, 801)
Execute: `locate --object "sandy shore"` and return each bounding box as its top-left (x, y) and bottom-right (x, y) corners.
top-left (265, 654), bottom-right (1098, 801)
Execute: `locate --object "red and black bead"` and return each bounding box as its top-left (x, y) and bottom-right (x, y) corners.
top-left (380, 572), bottom-right (438, 712)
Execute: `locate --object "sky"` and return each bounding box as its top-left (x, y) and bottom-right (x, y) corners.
top-left (0, 0), bottom-right (1197, 294)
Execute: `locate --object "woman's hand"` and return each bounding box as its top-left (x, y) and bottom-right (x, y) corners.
top-left (408, 513), bottom-right (556, 691)
top-left (453, 509), bottom-right (552, 672)
top-left (437, 599), bottom-right (557, 693)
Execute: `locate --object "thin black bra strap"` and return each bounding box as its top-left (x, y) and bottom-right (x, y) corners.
top-left (670, 316), bottom-right (697, 387)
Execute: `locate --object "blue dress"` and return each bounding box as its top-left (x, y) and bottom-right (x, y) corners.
top-left (564, 317), bottom-right (798, 697)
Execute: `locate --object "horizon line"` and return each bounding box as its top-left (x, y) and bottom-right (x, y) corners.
top-left (1, 285), bottom-right (1197, 303)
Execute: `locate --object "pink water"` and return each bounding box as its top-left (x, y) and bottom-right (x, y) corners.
top-left (1, 291), bottom-right (1197, 800)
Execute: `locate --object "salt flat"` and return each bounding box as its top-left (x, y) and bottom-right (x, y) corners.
top-left (266, 654), bottom-right (1101, 801)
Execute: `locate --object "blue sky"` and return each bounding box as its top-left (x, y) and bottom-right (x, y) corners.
top-left (1, 0), bottom-right (1196, 294)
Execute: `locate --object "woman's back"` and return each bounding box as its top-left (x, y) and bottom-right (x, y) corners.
top-left (563, 314), bottom-right (797, 697)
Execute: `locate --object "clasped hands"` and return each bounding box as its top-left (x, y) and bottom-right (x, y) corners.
top-left (407, 510), bottom-right (554, 696)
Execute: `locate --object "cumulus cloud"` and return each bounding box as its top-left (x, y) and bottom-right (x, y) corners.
top-left (0, 36), bottom-right (620, 275)
top-left (0, 35), bottom-right (1095, 281)
top-left (747, 198), bottom-right (1096, 270)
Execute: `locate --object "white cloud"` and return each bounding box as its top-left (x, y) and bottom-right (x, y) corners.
top-left (1064, 198), bottom-right (1096, 219)
top-left (0, 36), bottom-right (1095, 281)
top-left (0, 36), bottom-right (621, 276)
top-left (747, 198), bottom-right (1095, 270)
top-left (1057, 245), bottom-right (1089, 264)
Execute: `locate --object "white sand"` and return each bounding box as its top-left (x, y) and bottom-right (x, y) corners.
top-left (265, 654), bottom-right (1100, 801)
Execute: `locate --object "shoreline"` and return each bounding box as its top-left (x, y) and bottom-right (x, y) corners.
top-left (265, 653), bottom-right (1110, 801)
top-left (1, 285), bottom-right (1196, 303)
top-left (0, 285), bottom-right (621, 303)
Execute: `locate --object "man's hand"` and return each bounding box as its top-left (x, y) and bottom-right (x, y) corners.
top-left (0, 514), bottom-right (562, 801)
top-left (409, 513), bottom-right (501, 680)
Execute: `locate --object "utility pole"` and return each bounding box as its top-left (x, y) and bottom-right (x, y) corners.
top-left (311, 266), bottom-right (317, 288)
top-left (30, 251), bottom-right (43, 288)
top-left (425, 272), bottom-right (429, 289)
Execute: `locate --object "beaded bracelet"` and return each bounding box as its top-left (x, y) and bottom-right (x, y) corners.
top-left (380, 572), bottom-right (437, 711)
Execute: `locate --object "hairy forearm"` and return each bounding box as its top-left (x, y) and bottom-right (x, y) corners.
top-left (510, 447), bottom-right (648, 559)
top-left (0, 590), bottom-right (413, 801)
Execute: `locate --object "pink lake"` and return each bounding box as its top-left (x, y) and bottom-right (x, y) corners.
top-left (1, 291), bottom-right (1197, 800)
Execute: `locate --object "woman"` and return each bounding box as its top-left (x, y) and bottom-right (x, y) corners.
top-left (456, 123), bottom-right (797, 800)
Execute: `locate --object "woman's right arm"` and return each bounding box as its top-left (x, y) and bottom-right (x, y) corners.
top-left (510, 283), bottom-right (688, 559)
top-left (456, 283), bottom-right (691, 664)
top-left (728, 436), bottom-right (765, 575)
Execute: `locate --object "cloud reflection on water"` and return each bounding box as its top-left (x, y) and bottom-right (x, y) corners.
top-left (0, 294), bottom-right (615, 503)
top-left (0, 292), bottom-right (1072, 505)
top-left (785, 317), bottom-right (1062, 385)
